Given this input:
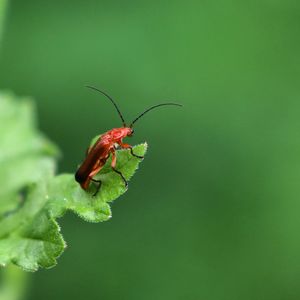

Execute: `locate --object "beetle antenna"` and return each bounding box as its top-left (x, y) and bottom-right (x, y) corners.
top-left (86, 85), bottom-right (126, 127)
top-left (130, 103), bottom-right (183, 127)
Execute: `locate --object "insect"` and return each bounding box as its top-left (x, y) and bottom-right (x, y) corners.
top-left (75, 86), bottom-right (182, 196)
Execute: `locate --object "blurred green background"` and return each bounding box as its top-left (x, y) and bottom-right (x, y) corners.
top-left (1, 0), bottom-right (300, 299)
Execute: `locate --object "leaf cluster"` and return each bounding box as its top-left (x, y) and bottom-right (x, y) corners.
top-left (0, 92), bottom-right (147, 271)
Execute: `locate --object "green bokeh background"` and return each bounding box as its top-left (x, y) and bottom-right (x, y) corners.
top-left (1, 0), bottom-right (300, 299)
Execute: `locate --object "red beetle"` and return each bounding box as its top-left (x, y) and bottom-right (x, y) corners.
top-left (75, 86), bottom-right (182, 195)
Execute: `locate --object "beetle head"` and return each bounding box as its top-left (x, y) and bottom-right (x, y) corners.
top-left (126, 127), bottom-right (134, 137)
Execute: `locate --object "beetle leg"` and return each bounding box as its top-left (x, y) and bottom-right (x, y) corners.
top-left (111, 148), bottom-right (128, 188)
top-left (88, 161), bottom-right (105, 196)
top-left (118, 142), bottom-right (144, 159)
top-left (89, 161), bottom-right (102, 177)
top-left (90, 178), bottom-right (102, 196)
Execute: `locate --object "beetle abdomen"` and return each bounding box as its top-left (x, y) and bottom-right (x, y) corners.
top-left (75, 169), bottom-right (86, 183)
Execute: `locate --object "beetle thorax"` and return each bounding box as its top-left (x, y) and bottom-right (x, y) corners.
top-left (105, 127), bottom-right (132, 142)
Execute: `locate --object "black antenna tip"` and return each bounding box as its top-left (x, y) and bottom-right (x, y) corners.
top-left (130, 102), bottom-right (183, 127)
top-left (169, 103), bottom-right (183, 107)
top-left (85, 85), bottom-right (97, 90)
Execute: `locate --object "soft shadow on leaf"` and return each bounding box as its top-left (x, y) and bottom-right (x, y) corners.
top-left (0, 159), bottom-right (64, 272)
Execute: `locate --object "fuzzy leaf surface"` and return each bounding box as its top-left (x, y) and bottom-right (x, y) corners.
top-left (0, 92), bottom-right (58, 216)
top-left (48, 143), bottom-right (147, 222)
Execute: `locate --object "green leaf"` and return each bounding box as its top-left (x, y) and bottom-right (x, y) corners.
top-left (0, 191), bottom-right (66, 271)
top-left (0, 90), bottom-right (147, 271)
top-left (48, 143), bottom-right (147, 222)
top-left (0, 92), bottom-right (59, 216)
top-left (0, 92), bottom-right (61, 271)
top-left (0, 143), bottom-right (146, 271)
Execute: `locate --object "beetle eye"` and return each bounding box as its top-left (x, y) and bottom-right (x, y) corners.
top-left (128, 130), bottom-right (134, 137)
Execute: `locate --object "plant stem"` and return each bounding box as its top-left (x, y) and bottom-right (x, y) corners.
top-left (0, 265), bottom-right (29, 300)
top-left (0, 0), bottom-right (8, 43)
